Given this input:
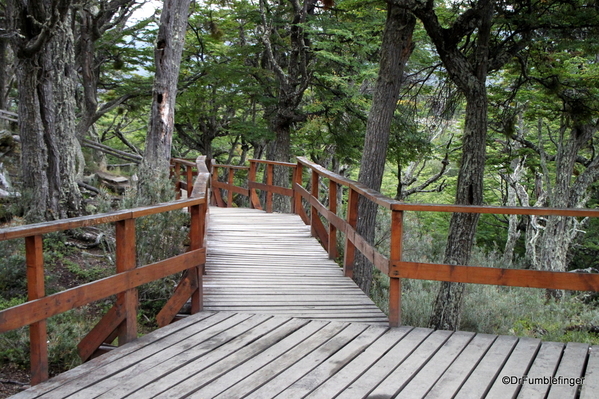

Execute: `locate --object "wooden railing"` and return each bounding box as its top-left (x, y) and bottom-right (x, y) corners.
top-left (171, 157), bottom-right (198, 199)
top-left (211, 156), bottom-right (599, 328)
top-left (0, 156), bottom-right (210, 385)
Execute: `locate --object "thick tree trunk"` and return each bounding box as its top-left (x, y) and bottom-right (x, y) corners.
top-left (8, 0), bottom-right (81, 222)
top-left (138, 0), bottom-right (191, 204)
top-left (353, 4), bottom-right (415, 294)
top-left (429, 87), bottom-right (488, 330)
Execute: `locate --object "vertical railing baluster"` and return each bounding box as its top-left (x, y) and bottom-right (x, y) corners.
top-left (25, 235), bottom-right (48, 385)
top-left (310, 170), bottom-right (319, 238)
top-left (189, 202), bottom-right (205, 312)
top-left (249, 161), bottom-right (259, 209)
top-left (228, 168), bottom-right (234, 207)
top-left (389, 209), bottom-right (404, 327)
top-left (266, 164), bottom-right (274, 213)
top-left (175, 162), bottom-right (181, 200)
top-left (293, 162), bottom-right (303, 214)
top-left (115, 219), bottom-right (137, 345)
top-left (328, 179), bottom-right (338, 260)
top-left (186, 164), bottom-right (193, 198)
top-left (344, 188), bottom-right (359, 278)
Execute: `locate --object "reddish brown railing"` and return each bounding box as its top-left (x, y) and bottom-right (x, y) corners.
top-left (0, 156), bottom-right (210, 385)
top-left (211, 156), bottom-right (599, 328)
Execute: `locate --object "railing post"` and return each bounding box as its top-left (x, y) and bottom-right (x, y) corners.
top-left (310, 170), bottom-right (319, 238)
top-left (328, 179), bottom-right (338, 260)
top-left (115, 219), bottom-right (137, 345)
top-left (292, 162), bottom-right (303, 214)
top-left (189, 202), bottom-right (205, 312)
top-left (211, 164), bottom-right (219, 206)
top-left (344, 188), bottom-right (359, 278)
top-left (249, 161), bottom-right (260, 209)
top-left (174, 162), bottom-right (181, 200)
top-left (227, 168), bottom-right (234, 207)
top-left (266, 164), bottom-right (274, 213)
top-left (26, 235), bottom-right (48, 385)
top-left (389, 209), bottom-right (404, 327)
top-left (186, 164), bottom-right (193, 198)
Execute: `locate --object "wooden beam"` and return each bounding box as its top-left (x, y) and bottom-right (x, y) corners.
top-left (328, 180), bottom-right (338, 260)
top-left (156, 271), bottom-right (198, 327)
top-left (0, 197), bottom-right (204, 241)
top-left (391, 261), bottom-right (599, 292)
top-left (344, 188), bottom-right (359, 278)
top-left (25, 235), bottom-right (48, 385)
top-left (266, 164), bottom-right (274, 213)
top-left (249, 161), bottom-right (262, 210)
top-left (388, 210), bottom-right (404, 328)
top-left (115, 219), bottom-right (137, 345)
top-left (0, 249), bottom-right (206, 333)
top-left (77, 304), bottom-right (125, 362)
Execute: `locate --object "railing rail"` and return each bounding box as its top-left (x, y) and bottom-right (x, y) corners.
top-left (0, 156), bottom-right (210, 385)
top-left (211, 156), bottom-right (599, 328)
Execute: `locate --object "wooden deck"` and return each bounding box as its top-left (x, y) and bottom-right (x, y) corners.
top-left (12, 310), bottom-right (597, 398)
top-left (10, 207), bottom-right (598, 398)
top-left (203, 207), bottom-right (388, 325)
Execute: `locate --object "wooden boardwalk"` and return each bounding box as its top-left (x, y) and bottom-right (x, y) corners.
top-left (203, 207), bottom-right (388, 325)
top-left (12, 311), bottom-right (598, 398)
top-left (11, 207), bottom-right (598, 398)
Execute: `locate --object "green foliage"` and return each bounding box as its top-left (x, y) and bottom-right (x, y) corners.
top-left (0, 241), bottom-right (26, 300)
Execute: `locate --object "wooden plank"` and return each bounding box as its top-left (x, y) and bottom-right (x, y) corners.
top-left (426, 333), bottom-right (497, 398)
top-left (303, 326), bottom-right (411, 398)
top-left (9, 311), bottom-right (221, 399)
top-left (370, 331), bottom-right (474, 398)
top-left (485, 337), bottom-right (541, 399)
top-left (0, 249), bottom-right (206, 332)
top-left (92, 314), bottom-right (283, 399)
top-left (152, 317), bottom-right (311, 398)
top-left (40, 312), bottom-right (252, 398)
top-left (334, 328), bottom-right (438, 399)
top-left (393, 261), bottom-right (599, 292)
top-left (273, 325), bottom-right (389, 398)
top-left (546, 342), bottom-right (589, 399)
top-left (189, 319), bottom-right (332, 399)
top-left (211, 321), bottom-right (349, 398)
top-left (454, 334), bottom-right (518, 399)
top-left (245, 323), bottom-right (371, 399)
top-left (517, 341), bottom-right (564, 398)
top-left (580, 345), bottom-right (599, 399)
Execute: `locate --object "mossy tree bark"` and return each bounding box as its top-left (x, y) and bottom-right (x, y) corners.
top-left (7, 0), bottom-right (82, 222)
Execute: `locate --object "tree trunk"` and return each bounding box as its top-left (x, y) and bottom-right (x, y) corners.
top-left (353, 3), bottom-right (416, 294)
top-left (138, 0), bottom-right (191, 204)
top-left (429, 86), bottom-right (488, 330)
top-left (7, 0), bottom-right (81, 222)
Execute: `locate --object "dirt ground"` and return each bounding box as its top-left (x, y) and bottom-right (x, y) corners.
top-left (0, 364), bottom-right (30, 398)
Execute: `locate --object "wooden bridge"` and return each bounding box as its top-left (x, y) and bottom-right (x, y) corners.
top-left (2, 156), bottom-right (599, 398)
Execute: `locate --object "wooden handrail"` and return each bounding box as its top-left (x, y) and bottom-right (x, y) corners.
top-left (0, 156), bottom-right (210, 385)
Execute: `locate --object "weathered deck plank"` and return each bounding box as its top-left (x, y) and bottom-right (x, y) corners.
top-left (12, 311), bottom-right (593, 399)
